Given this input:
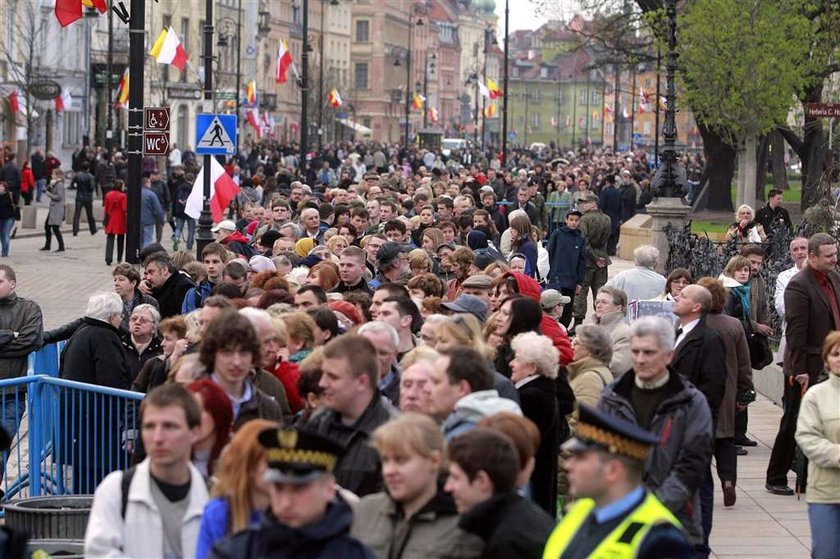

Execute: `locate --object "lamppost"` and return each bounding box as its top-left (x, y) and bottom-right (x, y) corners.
top-left (195, 0), bottom-right (216, 257)
top-left (397, 9), bottom-right (423, 150)
top-left (481, 27), bottom-right (495, 151)
top-left (317, 0), bottom-right (340, 151)
top-left (650, 0), bottom-right (687, 198)
top-left (501, 0), bottom-right (509, 165)
top-left (216, 3), bottom-right (242, 143)
top-left (422, 51), bottom-right (435, 129)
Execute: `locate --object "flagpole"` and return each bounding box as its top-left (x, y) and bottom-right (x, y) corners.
top-left (196, 0), bottom-right (215, 257)
top-left (301, 0), bottom-right (311, 157)
top-left (235, 0), bottom-right (242, 148)
top-left (501, 0), bottom-right (509, 166)
top-left (125, 0), bottom-right (145, 263)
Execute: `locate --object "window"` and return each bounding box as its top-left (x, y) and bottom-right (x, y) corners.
top-left (532, 90), bottom-right (540, 103)
top-left (180, 18), bottom-right (189, 82)
top-left (354, 62), bottom-right (368, 89)
top-left (355, 20), bottom-right (369, 42)
top-left (63, 112), bottom-right (81, 147)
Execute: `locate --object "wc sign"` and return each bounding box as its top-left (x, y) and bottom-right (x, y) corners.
top-left (143, 107), bottom-right (171, 156)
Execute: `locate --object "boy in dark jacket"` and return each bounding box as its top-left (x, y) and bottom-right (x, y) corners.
top-left (546, 209), bottom-right (587, 327)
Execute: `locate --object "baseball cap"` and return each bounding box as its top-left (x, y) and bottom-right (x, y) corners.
top-left (441, 294), bottom-right (489, 323)
top-left (540, 289), bottom-right (571, 310)
top-left (211, 219), bottom-right (237, 233)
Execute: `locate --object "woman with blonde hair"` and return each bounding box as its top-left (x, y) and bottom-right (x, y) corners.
top-left (351, 414), bottom-right (484, 558)
top-left (195, 419), bottom-right (281, 559)
top-left (421, 227), bottom-right (445, 252)
top-left (408, 249), bottom-right (435, 276)
top-left (326, 234), bottom-right (349, 258)
top-left (434, 313), bottom-right (495, 361)
top-left (507, 212), bottom-right (538, 277)
top-left (726, 204), bottom-right (766, 243)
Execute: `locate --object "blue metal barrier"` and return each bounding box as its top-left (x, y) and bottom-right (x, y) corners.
top-left (0, 375), bottom-right (143, 502)
top-left (27, 341), bottom-right (65, 378)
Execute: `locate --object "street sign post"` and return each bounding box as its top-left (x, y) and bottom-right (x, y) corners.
top-left (195, 113), bottom-right (237, 155)
top-left (806, 103), bottom-right (840, 118)
top-left (143, 107), bottom-right (171, 157)
top-left (143, 132), bottom-right (170, 156)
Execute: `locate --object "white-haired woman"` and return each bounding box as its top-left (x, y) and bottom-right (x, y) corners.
top-left (510, 331), bottom-right (563, 517)
top-left (58, 292), bottom-right (131, 494)
top-left (726, 204), bottom-right (766, 243)
top-left (122, 303), bottom-right (163, 383)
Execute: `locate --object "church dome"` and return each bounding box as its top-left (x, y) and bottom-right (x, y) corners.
top-left (474, 0), bottom-right (496, 14)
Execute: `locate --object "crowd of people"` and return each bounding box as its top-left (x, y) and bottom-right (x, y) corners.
top-left (0, 139), bottom-right (837, 559)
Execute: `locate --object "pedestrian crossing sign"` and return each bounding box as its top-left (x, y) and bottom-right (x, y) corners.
top-left (195, 114), bottom-right (237, 155)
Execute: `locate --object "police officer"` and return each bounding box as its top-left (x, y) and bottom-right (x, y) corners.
top-left (210, 427), bottom-right (373, 559)
top-left (543, 404), bottom-right (692, 559)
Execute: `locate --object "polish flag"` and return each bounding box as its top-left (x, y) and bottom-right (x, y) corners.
top-left (185, 157), bottom-right (240, 222)
top-left (149, 27), bottom-right (189, 72)
top-left (55, 88), bottom-right (72, 112)
top-left (55, 0), bottom-right (106, 27)
top-left (8, 91), bottom-right (19, 113)
top-left (276, 40), bottom-right (293, 84)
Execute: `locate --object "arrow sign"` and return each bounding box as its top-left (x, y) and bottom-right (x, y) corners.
top-left (145, 107), bottom-right (170, 131)
top-left (143, 132), bottom-right (170, 156)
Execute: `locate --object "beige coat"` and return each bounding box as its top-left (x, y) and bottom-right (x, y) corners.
top-left (594, 311), bottom-right (633, 378)
top-left (795, 373), bottom-right (840, 504)
top-left (567, 356), bottom-right (613, 428)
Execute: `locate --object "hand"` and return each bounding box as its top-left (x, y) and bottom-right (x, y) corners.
top-left (138, 280), bottom-right (152, 296)
top-left (756, 323), bottom-right (773, 336)
top-left (171, 339), bottom-right (188, 363)
top-left (739, 218), bottom-right (750, 229)
top-left (596, 258), bottom-right (607, 268)
top-left (794, 373), bottom-right (810, 395)
top-left (575, 285), bottom-right (582, 295)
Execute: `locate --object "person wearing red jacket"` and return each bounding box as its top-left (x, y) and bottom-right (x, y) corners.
top-left (500, 271), bottom-right (574, 366)
top-left (20, 161), bottom-right (35, 206)
top-left (103, 180), bottom-right (128, 265)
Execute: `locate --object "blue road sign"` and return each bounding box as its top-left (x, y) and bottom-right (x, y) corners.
top-left (195, 114), bottom-right (237, 155)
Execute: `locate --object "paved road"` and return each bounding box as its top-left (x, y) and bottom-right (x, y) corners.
top-left (2, 205), bottom-right (811, 556)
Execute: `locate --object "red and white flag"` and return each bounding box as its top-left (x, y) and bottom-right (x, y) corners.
top-left (185, 157), bottom-right (240, 222)
top-left (149, 27), bottom-right (190, 72)
top-left (276, 39), bottom-right (293, 84)
top-left (55, 87), bottom-right (72, 112)
top-left (8, 91), bottom-right (19, 114)
top-left (55, 0), bottom-right (106, 27)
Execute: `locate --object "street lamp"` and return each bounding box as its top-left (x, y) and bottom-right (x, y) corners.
top-left (400, 10), bottom-right (423, 150)
top-left (423, 52), bottom-right (435, 129)
top-left (501, 0), bottom-right (509, 165)
top-left (216, 4), bottom-right (242, 144)
top-left (195, 0), bottom-right (216, 257)
top-left (650, 0), bottom-right (688, 198)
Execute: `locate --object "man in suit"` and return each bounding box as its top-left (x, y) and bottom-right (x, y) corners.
top-left (671, 284), bottom-right (729, 553)
top-left (766, 232), bottom-right (840, 495)
top-left (671, 285), bottom-right (727, 420)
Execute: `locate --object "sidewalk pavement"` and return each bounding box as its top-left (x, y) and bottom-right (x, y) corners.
top-left (2, 227), bottom-right (811, 556)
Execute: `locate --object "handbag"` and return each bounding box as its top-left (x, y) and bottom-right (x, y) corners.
top-left (8, 193), bottom-right (19, 221)
top-left (748, 332), bottom-right (772, 369)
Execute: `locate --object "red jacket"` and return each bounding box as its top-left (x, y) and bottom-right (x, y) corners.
top-left (103, 190), bottom-right (127, 234)
top-left (272, 360), bottom-right (303, 413)
top-left (504, 272), bottom-right (574, 366)
top-left (21, 168), bottom-right (35, 193)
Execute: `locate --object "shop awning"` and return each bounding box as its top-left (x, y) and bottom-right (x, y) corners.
top-left (338, 118), bottom-right (372, 136)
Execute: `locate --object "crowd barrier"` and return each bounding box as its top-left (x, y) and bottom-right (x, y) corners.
top-left (0, 342), bottom-right (143, 505)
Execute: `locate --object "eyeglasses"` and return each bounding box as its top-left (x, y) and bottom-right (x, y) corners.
top-left (129, 316), bottom-right (153, 324)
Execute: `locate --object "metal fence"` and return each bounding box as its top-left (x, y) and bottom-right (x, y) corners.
top-left (0, 345), bottom-right (143, 503)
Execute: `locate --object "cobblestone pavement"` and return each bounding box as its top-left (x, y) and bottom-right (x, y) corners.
top-left (2, 208), bottom-right (810, 555)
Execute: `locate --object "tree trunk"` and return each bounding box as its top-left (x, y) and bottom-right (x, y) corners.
top-left (697, 120), bottom-right (736, 211)
top-left (778, 82), bottom-right (826, 211)
top-left (770, 129), bottom-right (789, 190)
top-left (737, 145), bottom-right (747, 207)
top-left (741, 135), bottom-right (759, 209)
top-left (755, 134), bottom-right (769, 201)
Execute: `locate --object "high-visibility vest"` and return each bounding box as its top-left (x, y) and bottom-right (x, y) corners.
top-left (543, 491), bottom-right (682, 559)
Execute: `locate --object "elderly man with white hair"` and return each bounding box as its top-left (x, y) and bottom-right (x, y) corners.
top-left (60, 292), bottom-right (131, 389)
top-left (605, 245), bottom-right (666, 302)
top-left (358, 321), bottom-right (400, 406)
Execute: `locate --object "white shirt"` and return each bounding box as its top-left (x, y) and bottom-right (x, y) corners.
top-left (675, 317), bottom-right (700, 349)
top-left (775, 264), bottom-right (802, 319)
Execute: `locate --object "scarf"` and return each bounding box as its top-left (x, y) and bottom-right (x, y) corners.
top-left (730, 283), bottom-right (752, 329)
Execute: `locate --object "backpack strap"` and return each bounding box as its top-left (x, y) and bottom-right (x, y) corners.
top-left (120, 466), bottom-right (137, 519)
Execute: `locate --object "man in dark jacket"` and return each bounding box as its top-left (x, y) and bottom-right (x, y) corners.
top-left (0, 154), bottom-right (22, 205)
top-left (71, 161), bottom-right (97, 236)
top-left (59, 291), bottom-right (131, 493)
top-left (754, 189), bottom-right (792, 239)
top-left (0, 265), bottom-right (43, 482)
top-left (598, 316), bottom-right (713, 554)
top-left (31, 149), bottom-right (47, 203)
top-left (766, 232), bottom-right (840, 495)
top-left (445, 428), bottom-right (554, 558)
top-left (305, 335), bottom-right (399, 497)
top-left (149, 170), bottom-right (170, 243)
top-left (618, 171), bottom-right (638, 223)
top-left (572, 193), bottom-right (612, 333)
top-left (546, 209), bottom-right (587, 327)
top-left (598, 174), bottom-right (623, 256)
top-left (140, 252), bottom-right (196, 319)
top-left (210, 427), bottom-right (373, 559)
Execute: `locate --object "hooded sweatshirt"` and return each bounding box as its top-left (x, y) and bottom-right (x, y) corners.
top-left (442, 390), bottom-right (522, 441)
top-left (504, 272), bottom-right (574, 365)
